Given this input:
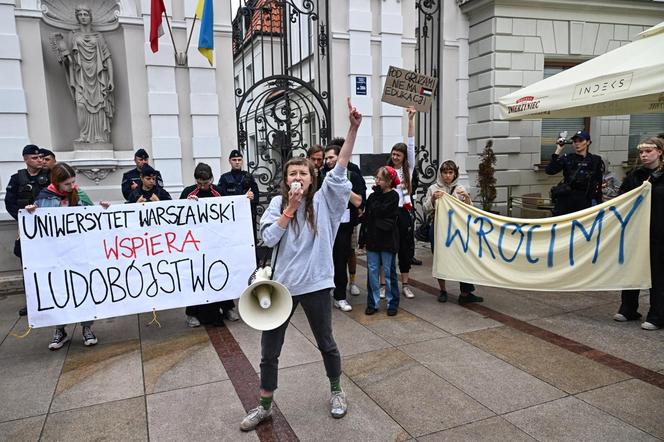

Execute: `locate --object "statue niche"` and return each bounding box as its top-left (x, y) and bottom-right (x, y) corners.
top-left (44, 0), bottom-right (120, 150)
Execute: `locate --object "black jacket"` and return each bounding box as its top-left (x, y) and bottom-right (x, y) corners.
top-left (128, 186), bottom-right (172, 203)
top-left (4, 169), bottom-right (50, 220)
top-left (217, 170), bottom-right (259, 207)
top-left (179, 184), bottom-right (222, 200)
top-left (546, 152), bottom-right (604, 215)
top-left (620, 166), bottom-right (664, 246)
top-left (121, 168), bottom-right (164, 201)
top-left (359, 188), bottom-right (399, 253)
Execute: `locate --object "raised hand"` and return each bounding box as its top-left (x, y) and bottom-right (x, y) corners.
top-left (347, 97), bottom-right (362, 128)
top-left (406, 105), bottom-right (416, 121)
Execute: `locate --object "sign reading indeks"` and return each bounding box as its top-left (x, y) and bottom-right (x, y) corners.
top-left (381, 66), bottom-right (438, 112)
top-left (19, 197), bottom-right (256, 328)
top-left (433, 183), bottom-right (652, 292)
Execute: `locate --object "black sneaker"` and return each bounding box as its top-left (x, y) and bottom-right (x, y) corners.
top-left (18, 306), bottom-right (27, 316)
top-left (410, 257), bottom-right (423, 265)
top-left (365, 307), bottom-right (378, 315)
top-left (387, 309), bottom-right (398, 316)
top-left (437, 291), bottom-right (448, 303)
top-left (82, 326), bottom-right (98, 346)
top-left (458, 293), bottom-right (484, 305)
top-left (48, 328), bottom-right (70, 351)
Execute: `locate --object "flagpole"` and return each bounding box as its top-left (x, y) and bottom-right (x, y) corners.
top-left (162, 10), bottom-right (178, 54)
top-left (186, 15), bottom-right (198, 53)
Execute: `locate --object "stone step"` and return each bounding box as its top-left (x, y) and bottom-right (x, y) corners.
top-left (0, 271), bottom-right (24, 295)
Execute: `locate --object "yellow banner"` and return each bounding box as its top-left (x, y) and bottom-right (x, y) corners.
top-left (433, 182), bottom-right (652, 291)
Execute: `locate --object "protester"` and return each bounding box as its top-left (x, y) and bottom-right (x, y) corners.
top-left (545, 130), bottom-right (604, 216)
top-left (121, 149), bottom-right (164, 201)
top-left (4, 144), bottom-right (50, 316)
top-left (180, 163), bottom-right (239, 327)
top-left (307, 144), bottom-right (325, 183)
top-left (386, 106), bottom-right (417, 298)
top-left (39, 148), bottom-right (57, 171)
top-left (423, 160), bottom-right (482, 304)
top-left (325, 138), bottom-right (364, 294)
top-left (359, 166), bottom-right (400, 315)
top-left (613, 137), bottom-right (664, 331)
top-left (239, 98), bottom-right (361, 431)
top-left (24, 163), bottom-right (110, 349)
top-left (324, 145), bottom-right (365, 312)
top-left (127, 164), bottom-right (172, 203)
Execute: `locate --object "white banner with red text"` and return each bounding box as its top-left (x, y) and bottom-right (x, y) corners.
top-left (19, 196), bottom-right (255, 328)
top-left (433, 183), bottom-right (652, 291)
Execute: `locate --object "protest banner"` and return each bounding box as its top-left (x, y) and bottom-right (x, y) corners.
top-left (433, 182), bottom-right (652, 291)
top-left (19, 196), bottom-right (256, 328)
top-left (381, 66), bottom-right (438, 112)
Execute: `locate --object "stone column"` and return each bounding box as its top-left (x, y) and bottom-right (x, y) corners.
top-left (348, 0), bottom-right (373, 157)
top-left (379, 0), bottom-right (402, 153)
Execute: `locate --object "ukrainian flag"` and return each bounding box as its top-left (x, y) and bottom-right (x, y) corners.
top-left (195, 0), bottom-right (213, 65)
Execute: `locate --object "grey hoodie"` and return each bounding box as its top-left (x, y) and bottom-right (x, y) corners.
top-left (422, 176), bottom-right (469, 217)
top-left (260, 164), bottom-right (352, 296)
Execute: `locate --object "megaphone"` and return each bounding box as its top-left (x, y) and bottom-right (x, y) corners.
top-left (238, 267), bottom-right (293, 331)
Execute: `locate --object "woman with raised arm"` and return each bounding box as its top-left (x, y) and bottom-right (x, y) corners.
top-left (240, 98), bottom-right (362, 432)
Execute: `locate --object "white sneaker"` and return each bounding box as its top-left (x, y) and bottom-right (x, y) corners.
top-left (330, 391), bottom-right (347, 418)
top-left (379, 285), bottom-right (386, 299)
top-left (334, 299), bottom-right (353, 312)
top-left (641, 321), bottom-right (660, 330)
top-left (240, 405), bottom-right (272, 431)
top-left (403, 286), bottom-right (415, 299)
top-left (224, 309), bottom-right (240, 322)
top-left (613, 313), bottom-right (628, 322)
top-left (348, 284), bottom-right (361, 296)
top-left (186, 316), bottom-right (201, 328)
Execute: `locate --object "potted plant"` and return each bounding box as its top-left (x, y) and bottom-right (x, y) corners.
top-left (477, 139), bottom-right (497, 212)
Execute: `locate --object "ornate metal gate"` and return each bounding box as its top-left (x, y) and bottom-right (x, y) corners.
top-left (413, 1), bottom-right (442, 229)
top-left (232, 0), bottom-right (330, 226)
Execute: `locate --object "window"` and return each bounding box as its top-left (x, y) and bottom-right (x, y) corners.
top-left (627, 113), bottom-right (664, 164)
top-left (540, 65), bottom-right (589, 163)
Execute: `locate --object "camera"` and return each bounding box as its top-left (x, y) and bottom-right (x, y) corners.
top-left (556, 131), bottom-right (573, 146)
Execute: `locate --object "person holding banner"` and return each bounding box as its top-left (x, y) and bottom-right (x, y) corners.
top-left (386, 106), bottom-right (417, 299)
top-left (239, 98), bottom-right (361, 431)
top-left (180, 163), bottom-right (239, 327)
top-left (127, 164), bottom-right (172, 203)
top-left (423, 160), bottom-right (482, 304)
top-left (25, 162), bottom-right (110, 349)
top-left (614, 137), bottom-right (664, 331)
top-left (545, 130), bottom-right (604, 216)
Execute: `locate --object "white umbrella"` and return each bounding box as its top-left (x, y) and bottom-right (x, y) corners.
top-left (498, 21), bottom-right (664, 120)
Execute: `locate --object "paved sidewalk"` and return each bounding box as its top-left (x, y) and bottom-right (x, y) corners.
top-left (1, 245), bottom-right (663, 441)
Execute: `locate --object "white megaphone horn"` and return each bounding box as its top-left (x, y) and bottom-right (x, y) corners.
top-left (238, 267), bottom-right (293, 331)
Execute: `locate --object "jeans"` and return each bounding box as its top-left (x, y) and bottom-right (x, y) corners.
top-left (260, 289), bottom-right (341, 391)
top-left (366, 250), bottom-right (399, 311)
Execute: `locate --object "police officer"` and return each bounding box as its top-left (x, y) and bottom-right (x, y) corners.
top-left (218, 150), bottom-right (259, 238)
top-left (4, 144), bottom-right (51, 316)
top-left (545, 130), bottom-right (604, 216)
top-left (39, 148), bottom-right (57, 171)
top-left (121, 149), bottom-right (164, 201)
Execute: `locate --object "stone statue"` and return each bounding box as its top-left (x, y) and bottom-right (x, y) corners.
top-left (43, 0), bottom-right (120, 147)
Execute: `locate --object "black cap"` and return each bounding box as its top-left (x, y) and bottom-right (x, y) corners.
top-left (229, 149), bottom-right (243, 159)
top-left (571, 130), bottom-right (591, 141)
top-left (135, 148), bottom-right (149, 159)
top-left (140, 164), bottom-right (157, 176)
top-left (22, 144), bottom-right (40, 156)
top-left (39, 148), bottom-right (55, 157)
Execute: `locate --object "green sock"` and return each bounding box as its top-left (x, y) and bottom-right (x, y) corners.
top-left (259, 395), bottom-right (273, 410)
top-left (330, 377), bottom-right (341, 393)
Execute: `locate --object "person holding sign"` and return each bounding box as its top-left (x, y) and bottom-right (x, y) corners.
top-left (24, 162), bottom-right (110, 350)
top-left (386, 106), bottom-right (417, 299)
top-left (614, 137), bottom-right (664, 331)
top-left (127, 164), bottom-right (172, 203)
top-left (239, 98), bottom-right (361, 431)
top-left (423, 160), bottom-right (481, 304)
top-left (180, 163), bottom-right (239, 327)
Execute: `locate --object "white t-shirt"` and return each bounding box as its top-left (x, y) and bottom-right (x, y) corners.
top-left (393, 136), bottom-right (416, 207)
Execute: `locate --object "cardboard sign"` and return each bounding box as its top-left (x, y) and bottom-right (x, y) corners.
top-left (381, 66), bottom-right (438, 112)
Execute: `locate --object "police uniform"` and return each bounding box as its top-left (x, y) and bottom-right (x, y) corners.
top-left (4, 145), bottom-right (51, 258)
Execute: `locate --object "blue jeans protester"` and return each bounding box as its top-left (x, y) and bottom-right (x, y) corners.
top-left (366, 250), bottom-right (399, 311)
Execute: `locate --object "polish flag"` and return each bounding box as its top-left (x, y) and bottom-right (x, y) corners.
top-left (150, 0), bottom-right (166, 53)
